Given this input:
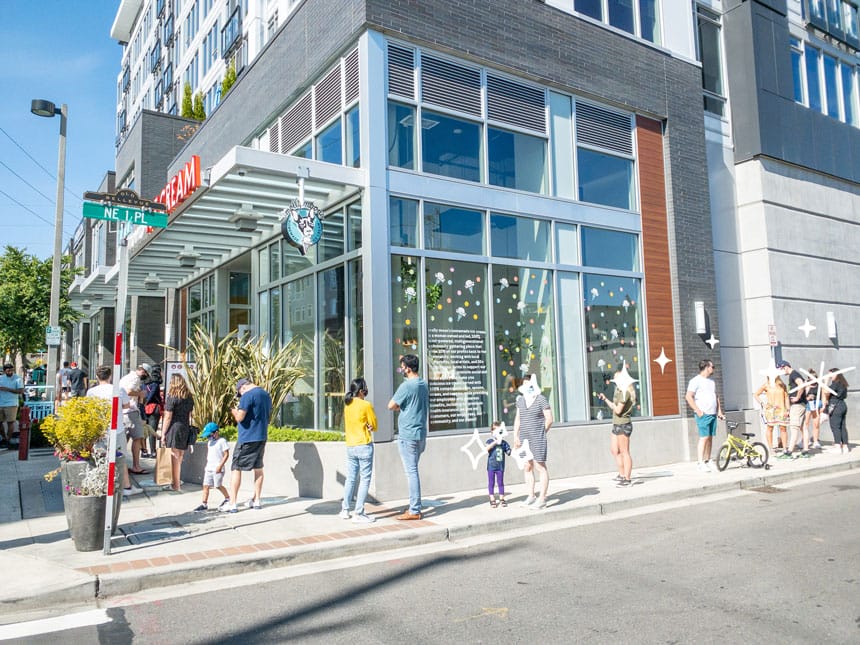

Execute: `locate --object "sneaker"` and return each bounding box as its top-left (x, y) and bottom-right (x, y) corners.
top-left (797, 451), bottom-right (811, 459)
top-left (193, 503), bottom-right (208, 512)
top-left (217, 499), bottom-right (231, 511)
top-left (220, 503), bottom-right (238, 513)
top-left (613, 474), bottom-right (625, 482)
top-left (523, 495), bottom-right (536, 506)
top-left (616, 478), bottom-right (631, 488)
top-left (123, 486), bottom-right (143, 496)
top-left (339, 509), bottom-right (351, 520)
top-left (697, 461), bottom-right (709, 472)
top-left (251, 500), bottom-right (262, 510)
top-left (705, 461), bottom-right (717, 473)
top-left (531, 498), bottom-right (547, 510)
top-left (777, 451), bottom-right (793, 459)
top-left (245, 498), bottom-right (256, 509)
top-left (351, 513), bottom-right (375, 524)
top-left (812, 442), bottom-right (822, 449)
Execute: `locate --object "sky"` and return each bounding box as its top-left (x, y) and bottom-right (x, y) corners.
top-left (0, 1), bottom-right (120, 260)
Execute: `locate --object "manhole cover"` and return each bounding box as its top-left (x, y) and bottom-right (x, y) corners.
top-left (749, 485), bottom-right (785, 494)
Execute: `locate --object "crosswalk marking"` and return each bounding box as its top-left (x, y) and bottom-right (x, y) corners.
top-left (0, 608), bottom-right (111, 640)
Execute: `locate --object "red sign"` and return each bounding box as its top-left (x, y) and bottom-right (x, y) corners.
top-left (155, 155), bottom-right (201, 213)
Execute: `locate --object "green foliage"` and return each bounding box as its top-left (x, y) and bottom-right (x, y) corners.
top-left (166, 326), bottom-right (305, 428)
top-left (41, 397), bottom-right (111, 460)
top-left (0, 246), bottom-right (81, 363)
top-left (215, 425), bottom-right (344, 443)
top-left (181, 82), bottom-right (193, 118)
top-left (192, 91), bottom-right (206, 120)
top-left (221, 59), bottom-right (237, 96)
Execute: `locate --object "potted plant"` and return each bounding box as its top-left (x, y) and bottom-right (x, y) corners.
top-left (42, 397), bottom-right (123, 551)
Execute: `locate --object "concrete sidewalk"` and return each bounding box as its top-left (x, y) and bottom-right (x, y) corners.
top-left (1, 444), bottom-right (858, 618)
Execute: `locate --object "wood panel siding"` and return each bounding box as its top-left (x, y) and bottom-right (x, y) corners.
top-left (636, 116), bottom-right (678, 416)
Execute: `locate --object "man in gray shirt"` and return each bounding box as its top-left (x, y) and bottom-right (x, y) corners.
top-left (388, 354), bottom-right (429, 520)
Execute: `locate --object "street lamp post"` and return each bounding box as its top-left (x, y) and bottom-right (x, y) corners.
top-left (31, 99), bottom-right (67, 402)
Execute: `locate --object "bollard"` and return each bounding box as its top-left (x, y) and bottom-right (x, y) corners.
top-left (18, 406), bottom-right (30, 461)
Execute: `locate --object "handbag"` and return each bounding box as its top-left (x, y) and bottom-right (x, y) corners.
top-left (144, 402), bottom-right (157, 415)
top-left (155, 446), bottom-right (173, 485)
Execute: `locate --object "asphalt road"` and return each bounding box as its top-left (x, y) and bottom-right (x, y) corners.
top-left (5, 472), bottom-right (860, 644)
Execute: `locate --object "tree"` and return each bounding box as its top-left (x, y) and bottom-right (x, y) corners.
top-left (0, 246), bottom-right (81, 366)
top-left (181, 82), bottom-right (193, 118)
top-left (192, 91), bottom-right (206, 121)
top-left (221, 59), bottom-right (237, 97)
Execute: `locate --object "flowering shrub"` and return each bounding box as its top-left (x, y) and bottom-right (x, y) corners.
top-left (41, 397), bottom-right (111, 462)
top-left (63, 450), bottom-right (110, 496)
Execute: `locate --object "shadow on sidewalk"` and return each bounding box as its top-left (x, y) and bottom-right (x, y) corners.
top-left (0, 529), bottom-right (69, 550)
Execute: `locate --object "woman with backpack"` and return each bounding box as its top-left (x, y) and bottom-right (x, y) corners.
top-left (142, 365), bottom-right (163, 458)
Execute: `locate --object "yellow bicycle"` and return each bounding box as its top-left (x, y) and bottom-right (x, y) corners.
top-left (716, 420), bottom-right (769, 470)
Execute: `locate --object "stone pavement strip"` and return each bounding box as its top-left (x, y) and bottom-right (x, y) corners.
top-left (0, 445), bottom-right (857, 617)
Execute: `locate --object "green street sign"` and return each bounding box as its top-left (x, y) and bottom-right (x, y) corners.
top-left (82, 201), bottom-right (168, 228)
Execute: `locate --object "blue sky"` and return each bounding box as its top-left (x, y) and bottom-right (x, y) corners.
top-left (0, 2), bottom-right (120, 259)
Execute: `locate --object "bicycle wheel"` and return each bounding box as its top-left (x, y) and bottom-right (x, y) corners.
top-left (747, 442), bottom-right (769, 468)
top-left (716, 444), bottom-right (733, 471)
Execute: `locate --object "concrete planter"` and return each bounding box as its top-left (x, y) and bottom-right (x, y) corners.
top-left (60, 456), bottom-right (124, 538)
top-left (64, 495), bottom-right (106, 552)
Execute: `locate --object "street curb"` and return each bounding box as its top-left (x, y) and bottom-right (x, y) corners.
top-left (0, 579), bottom-right (97, 614)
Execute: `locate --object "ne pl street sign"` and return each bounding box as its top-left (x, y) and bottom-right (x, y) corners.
top-left (82, 201), bottom-right (168, 228)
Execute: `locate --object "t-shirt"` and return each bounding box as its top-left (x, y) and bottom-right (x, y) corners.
top-left (119, 373), bottom-right (142, 410)
top-left (237, 386), bottom-right (272, 444)
top-left (687, 375), bottom-right (717, 415)
top-left (392, 377), bottom-right (429, 441)
top-left (485, 438), bottom-right (511, 471)
top-left (788, 370), bottom-right (806, 405)
top-left (612, 386), bottom-right (636, 425)
top-left (0, 374), bottom-right (23, 407)
top-left (68, 368), bottom-right (87, 395)
top-left (59, 367), bottom-right (71, 387)
top-left (343, 397), bottom-right (377, 446)
top-left (87, 383), bottom-right (130, 408)
top-left (205, 436), bottom-right (229, 471)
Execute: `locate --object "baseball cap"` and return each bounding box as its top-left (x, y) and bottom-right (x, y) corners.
top-left (776, 360), bottom-right (791, 368)
top-left (138, 363), bottom-right (153, 375)
top-left (70, 361), bottom-right (77, 368)
top-left (201, 422), bottom-right (219, 439)
top-left (236, 378), bottom-right (250, 396)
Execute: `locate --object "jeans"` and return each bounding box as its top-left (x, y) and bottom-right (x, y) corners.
top-left (398, 438), bottom-right (426, 514)
top-left (342, 443), bottom-right (374, 515)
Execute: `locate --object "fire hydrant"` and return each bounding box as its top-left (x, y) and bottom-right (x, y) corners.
top-left (18, 405), bottom-right (30, 461)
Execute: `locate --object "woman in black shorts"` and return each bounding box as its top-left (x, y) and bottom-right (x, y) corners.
top-left (599, 366), bottom-right (636, 488)
top-left (161, 374), bottom-right (194, 492)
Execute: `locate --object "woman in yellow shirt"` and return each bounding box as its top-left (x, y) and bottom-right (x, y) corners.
top-left (754, 377), bottom-right (789, 452)
top-left (340, 378), bottom-right (377, 524)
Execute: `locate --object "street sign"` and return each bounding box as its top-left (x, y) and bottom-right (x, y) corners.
top-left (45, 326), bottom-right (61, 347)
top-left (82, 201), bottom-right (168, 228)
top-left (767, 324), bottom-right (777, 347)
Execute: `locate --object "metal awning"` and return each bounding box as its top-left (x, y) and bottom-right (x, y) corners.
top-left (124, 146), bottom-right (366, 291)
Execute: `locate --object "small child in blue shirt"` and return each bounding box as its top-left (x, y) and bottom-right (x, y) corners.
top-left (486, 421), bottom-right (512, 508)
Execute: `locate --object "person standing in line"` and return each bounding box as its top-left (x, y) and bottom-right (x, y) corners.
top-left (58, 361), bottom-right (71, 400)
top-left (161, 373), bottom-right (195, 493)
top-left (193, 422), bottom-right (231, 512)
top-left (0, 363), bottom-right (23, 449)
top-left (824, 369), bottom-right (850, 454)
top-left (485, 421), bottom-right (512, 507)
top-left (339, 378), bottom-right (378, 524)
top-left (119, 364), bottom-right (152, 475)
top-left (67, 361), bottom-right (88, 398)
top-left (222, 378), bottom-right (272, 512)
top-left (685, 359), bottom-right (725, 472)
top-left (142, 366), bottom-right (163, 458)
top-left (754, 375), bottom-right (789, 452)
top-left (803, 368), bottom-right (823, 450)
top-left (778, 360), bottom-right (809, 459)
top-left (387, 354), bottom-right (429, 521)
top-left (599, 366), bottom-right (636, 488)
top-left (513, 374), bottom-right (554, 509)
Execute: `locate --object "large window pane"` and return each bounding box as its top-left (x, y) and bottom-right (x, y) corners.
top-left (282, 241), bottom-right (314, 275)
top-left (607, 0), bottom-right (635, 34)
top-left (269, 287), bottom-right (281, 342)
top-left (424, 202), bottom-right (485, 255)
top-left (639, 0), bottom-right (661, 44)
top-left (189, 283), bottom-right (202, 313)
top-left (492, 266), bottom-right (556, 427)
top-left (347, 201), bottom-right (362, 251)
top-left (842, 64), bottom-right (857, 126)
top-left (392, 255), bottom-right (422, 383)
top-left (346, 105), bottom-right (360, 168)
top-left (320, 266), bottom-right (345, 430)
top-left (317, 119), bottom-right (343, 164)
top-left (425, 258), bottom-right (490, 432)
top-left (826, 0), bottom-right (842, 32)
top-left (823, 54), bottom-right (840, 118)
top-left (791, 39), bottom-right (805, 104)
top-left (697, 7), bottom-right (725, 115)
top-left (806, 46), bottom-right (822, 112)
top-left (575, 0), bottom-right (602, 21)
top-left (283, 276), bottom-right (315, 429)
top-left (269, 241), bottom-right (281, 282)
top-left (390, 197), bottom-right (418, 248)
top-left (348, 258), bottom-right (364, 379)
top-left (490, 213), bottom-right (549, 262)
top-left (319, 207), bottom-right (344, 262)
top-left (229, 272), bottom-right (250, 305)
top-left (582, 227), bottom-right (639, 271)
top-left (421, 110), bottom-right (481, 182)
top-left (576, 148), bottom-right (635, 210)
top-left (583, 274), bottom-right (648, 420)
top-left (488, 127), bottom-right (547, 194)
top-left (557, 272), bottom-right (587, 421)
top-left (258, 245), bottom-right (270, 285)
top-left (388, 102), bottom-right (415, 169)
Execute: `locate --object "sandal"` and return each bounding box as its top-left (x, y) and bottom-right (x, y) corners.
top-left (489, 499), bottom-right (498, 508)
top-left (128, 468), bottom-right (149, 475)
top-left (500, 499), bottom-right (508, 507)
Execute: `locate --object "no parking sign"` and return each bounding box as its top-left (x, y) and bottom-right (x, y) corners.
top-left (165, 361), bottom-right (196, 385)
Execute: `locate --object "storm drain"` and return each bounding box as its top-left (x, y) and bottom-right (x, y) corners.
top-left (749, 485), bottom-right (786, 494)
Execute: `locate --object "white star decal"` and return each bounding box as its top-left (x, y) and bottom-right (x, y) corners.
top-left (798, 318), bottom-right (816, 338)
top-left (705, 333), bottom-right (719, 349)
top-left (758, 359), bottom-right (783, 387)
top-left (789, 362), bottom-right (855, 399)
top-left (653, 347), bottom-right (672, 374)
top-left (611, 363), bottom-right (638, 392)
top-left (459, 428), bottom-right (487, 470)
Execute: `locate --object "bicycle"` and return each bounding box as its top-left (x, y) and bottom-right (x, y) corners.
top-left (716, 420), bottom-right (769, 471)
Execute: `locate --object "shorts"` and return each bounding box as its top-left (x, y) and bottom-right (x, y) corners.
top-left (789, 404), bottom-right (806, 431)
top-left (124, 409), bottom-right (144, 440)
top-left (0, 406), bottom-right (18, 423)
top-left (806, 400), bottom-right (823, 412)
top-left (611, 422), bottom-right (633, 437)
top-left (203, 469), bottom-right (225, 488)
top-left (696, 413), bottom-right (717, 437)
top-left (232, 441), bottom-right (266, 471)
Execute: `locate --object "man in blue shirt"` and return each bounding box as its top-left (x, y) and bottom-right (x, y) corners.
top-left (0, 364), bottom-right (23, 449)
top-left (222, 378), bottom-right (272, 513)
top-left (388, 354), bottom-right (429, 520)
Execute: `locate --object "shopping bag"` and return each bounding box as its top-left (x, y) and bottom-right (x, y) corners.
top-left (155, 447), bottom-right (172, 485)
top-left (512, 439), bottom-right (534, 470)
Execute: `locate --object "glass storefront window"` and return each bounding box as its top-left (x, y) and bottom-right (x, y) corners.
top-left (425, 258), bottom-right (490, 431)
top-left (269, 287), bottom-right (281, 342)
top-left (189, 283), bottom-right (202, 313)
top-left (576, 148), bottom-right (635, 210)
top-left (421, 109), bottom-right (481, 182)
top-left (316, 119), bottom-right (343, 164)
top-left (581, 227), bottom-right (639, 271)
top-left (487, 127), bottom-right (547, 194)
top-left (269, 241), bottom-right (281, 282)
top-left (282, 240), bottom-right (313, 276)
top-left (258, 245), bottom-right (270, 285)
top-left (348, 259), bottom-right (364, 378)
top-left (388, 102), bottom-right (415, 169)
top-left (390, 197), bottom-right (419, 248)
top-left (282, 276), bottom-right (315, 429)
top-left (391, 255), bottom-right (422, 380)
top-left (346, 105), bottom-right (360, 168)
top-left (582, 274), bottom-right (648, 420)
top-left (229, 308), bottom-right (249, 332)
top-left (555, 223), bottom-right (579, 265)
top-left (492, 265), bottom-right (555, 427)
top-left (490, 213), bottom-right (549, 262)
top-left (319, 208), bottom-right (345, 262)
top-left (347, 202), bottom-right (362, 251)
top-left (424, 202), bottom-right (485, 255)
top-left (320, 266), bottom-right (345, 430)
top-left (229, 272), bottom-right (249, 304)
top-left (557, 272), bottom-right (587, 421)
